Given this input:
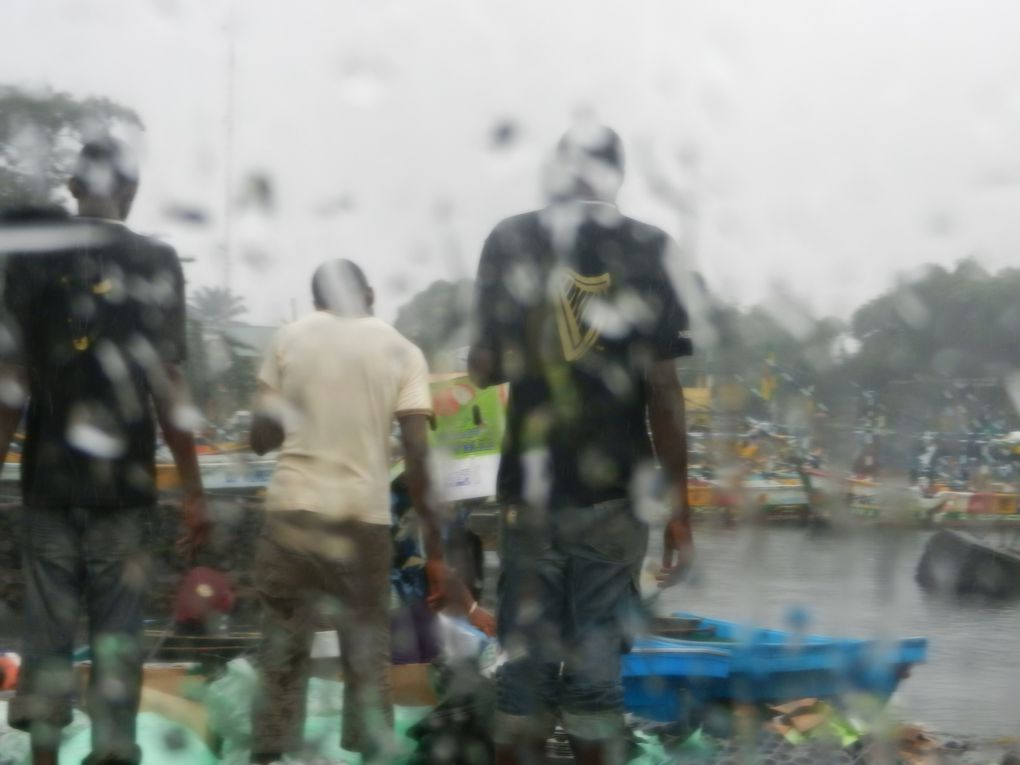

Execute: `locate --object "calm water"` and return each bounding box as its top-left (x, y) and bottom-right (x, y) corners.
top-left (651, 524), bottom-right (1020, 739)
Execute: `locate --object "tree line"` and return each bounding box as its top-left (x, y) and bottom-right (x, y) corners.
top-left (3, 85), bottom-right (1018, 437)
top-left (395, 260), bottom-right (1020, 440)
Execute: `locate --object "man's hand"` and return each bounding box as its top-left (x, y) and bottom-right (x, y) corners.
top-left (468, 603), bottom-right (497, 637)
top-left (442, 570), bottom-right (495, 635)
top-left (657, 515), bottom-right (694, 589)
top-left (425, 558), bottom-right (451, 610)
top-left (177, 490), bottom-right (212, 560)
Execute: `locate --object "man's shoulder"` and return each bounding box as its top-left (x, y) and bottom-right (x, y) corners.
top-left (1, 206), bottom-right (72, 266)
top-left (492, 207), bottom-right (669, 249)
top-left (0, 204), bottom-right (72, 226)
top-left (360, 319), bottom-right (428, 372)
top-left (123, 228), bottom-right (180, 264)
top-left (366, 317), bottom-right (424, 352)
top-left (620, 215), bottom-right (670, 249)
top-left (278, 312), bottom-right (321, 337)
top-left (287, 314), bottom-right (410, 342)
top-left (490, 210), bottom-right (543, 239)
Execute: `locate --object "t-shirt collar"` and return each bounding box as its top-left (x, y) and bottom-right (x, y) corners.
top-left (75, 215), bottom-right (127, 227)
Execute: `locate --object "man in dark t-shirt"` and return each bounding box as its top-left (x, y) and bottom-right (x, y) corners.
top-left (469, 124), bottom-right (695, 764)
top-left (0, 139), bottom-right (209, 765)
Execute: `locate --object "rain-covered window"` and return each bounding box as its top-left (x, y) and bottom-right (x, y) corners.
top-left (1, 2), bottom-right (1020, 764)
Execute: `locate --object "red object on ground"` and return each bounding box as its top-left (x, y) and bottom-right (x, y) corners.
top-left (0, 652), bottom-right (20, 691)
top-left (173, 566), bottom-right (236, 625)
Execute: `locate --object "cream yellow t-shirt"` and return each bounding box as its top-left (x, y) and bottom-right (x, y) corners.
top-left (258, 312), bottom-right (431, 524)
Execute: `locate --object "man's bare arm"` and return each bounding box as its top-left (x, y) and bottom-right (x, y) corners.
top-left (398, 413), bottom-right (443, 561)
top-left (152, 363), bottom-right (203, 493)
top-left (647, 359), bottom-right (689, 521)
top-left (398, 411), bottom-right (451, 609)
top-left (152, 362), bottom-right (210, 555)
top-left (0, 365), bottom-right (26, 478)
top-left (250, 383), bottom-right (284, 456)
top-left (647, 359), bottom-right (694, 581)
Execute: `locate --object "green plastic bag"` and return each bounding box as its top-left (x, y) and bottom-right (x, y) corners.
top-left (205, 658), bottom-right (431, 765)
top-left (3, 708), bottom-right (90, 765)
top-left (203, 657), bottom-right (259, 752)
top-left (627, 731), bottom-right (673, 765)
top-left (1, 699), bottom-right (31, 765)
top-left (54, 712), bottom-right (217, 765)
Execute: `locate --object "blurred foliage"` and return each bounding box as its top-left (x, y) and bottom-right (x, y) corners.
top-left (189, 286), bottom-right (248, 325)
top-left (218, 352), bottom-right (258, 421)
top-left (700, 304), bottom-right (845, 389)
top-left (846, 259), bottom-right (1020, 390)
top-left (184, 317), bottom-right (211, 409)
top-left (184, 288), bottom-right (255, 420)
top-left (393, 278), bottom-right (473, 369)
top-left (0, 85), bottom-right (142, 208)
top-left (392, 258), bottom-right (1020, 435)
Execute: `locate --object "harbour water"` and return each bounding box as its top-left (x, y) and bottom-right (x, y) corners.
top-left (652, 523), bottom-right (1020, 739)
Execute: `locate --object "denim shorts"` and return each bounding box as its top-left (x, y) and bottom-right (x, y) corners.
top-left (9, 505), bottom-right (148, 764)
top-left (494, 499), bottom-right (648, 743)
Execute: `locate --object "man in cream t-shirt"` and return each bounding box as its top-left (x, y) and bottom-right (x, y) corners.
top-left (248, 259), bottom-right (447, 764)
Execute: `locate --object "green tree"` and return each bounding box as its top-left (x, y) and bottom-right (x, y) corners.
top-left (0, 85), bottom-right (142, 207)
top-left (846, 259), bottom-right (1020, 391)
top-left (833, 259), bottom-right (1020, 456)
top-left (394, 279), bottom-right (474, 369)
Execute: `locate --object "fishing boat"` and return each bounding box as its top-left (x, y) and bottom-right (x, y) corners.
top-left (1, 446), bottom-right (276, 495)
top-left (920, 490), bottom-right (1020, 526)
top-left (835, 484), bottom-right (1020, 527)
top-left (916, 528), bottom-right (1020, 598)
top-left (154, 451), bottom-right (276, 493)
top-left (687, 471), bottom-right (818, 523)
top-left (623, 612), bottom-right (927, 723)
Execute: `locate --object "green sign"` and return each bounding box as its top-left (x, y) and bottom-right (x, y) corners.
top-left (429, 376), bottom-right (507, 459)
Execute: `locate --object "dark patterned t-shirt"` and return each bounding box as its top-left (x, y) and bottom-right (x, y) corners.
top-left (471, 203), bottom-right (693, 508)
top-left (2, 213), bottom-right (185, 508)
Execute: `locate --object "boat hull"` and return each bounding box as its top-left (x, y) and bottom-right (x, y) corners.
top-left (916, 529), bottom-right (1020, 599)
top-left (622, 612), bottom-right (927, 723)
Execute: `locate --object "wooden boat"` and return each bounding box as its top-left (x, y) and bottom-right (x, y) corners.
top-left (687, 472), bottom-right (817, 522)
top-left (155, 453), bottom-right (276, 493)
top-left (2, 452), bottom-right (275, 495)
top-left (838, 485), bottom-right (1020, 528)
top-left (793, 472), bottom-right (1020, 528)
top-left (624, 612), bottom-right (927, 723)
top-left (916, 529), bottom-right (1020, 598)
top-left (922, 490), bottom-right (1020, 526)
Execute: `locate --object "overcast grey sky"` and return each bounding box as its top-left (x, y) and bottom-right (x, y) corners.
top-left (3, 0), bottom-right (1020, 325)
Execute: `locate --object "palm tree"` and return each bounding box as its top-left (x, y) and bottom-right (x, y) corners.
top-left (189, 287), bottom-right (247, 325)
top-left (186, 288), bottom-right (251, 419)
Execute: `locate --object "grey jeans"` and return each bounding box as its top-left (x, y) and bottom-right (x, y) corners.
top-left (495, 499), bottom-right (648, 749)
top-left (9, 505), bottom-right (148, 765)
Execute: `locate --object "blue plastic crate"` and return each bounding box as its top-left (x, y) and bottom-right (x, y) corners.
top-left (621, 612), bottom-right (928, 722)
top-left (622, 641), bottom-right (730, 722)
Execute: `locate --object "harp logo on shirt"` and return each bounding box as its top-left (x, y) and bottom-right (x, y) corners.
top-left (554, 269), bottom-right (612, 361)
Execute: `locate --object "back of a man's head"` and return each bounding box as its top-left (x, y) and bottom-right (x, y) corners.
top-left (546, 123), bottom-right (625, 203)
top-left (69, 136), bottom-right (139, 220)
top-left (311, 258), bottom-right (373, 315)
